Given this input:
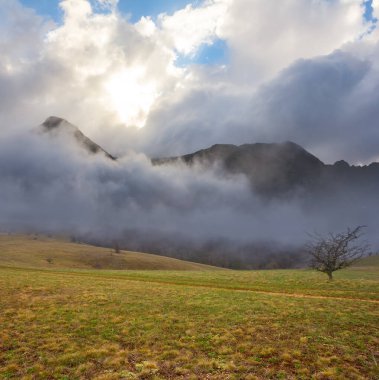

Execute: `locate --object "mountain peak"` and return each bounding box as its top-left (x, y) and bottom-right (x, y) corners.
top-left (333, 160), bottom-right (350, 169)
top-left (42, 116), bottom-right (66, 130)
top-left (40, 116), bottom-right (116, 160)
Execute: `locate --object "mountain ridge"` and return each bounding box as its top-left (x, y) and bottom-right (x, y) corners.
top-left (153, 141), bottom-right (379, 197)
top-left (39, 116), bottom-right (379, 197)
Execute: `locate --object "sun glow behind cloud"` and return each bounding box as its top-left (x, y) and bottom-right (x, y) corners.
top-left (105, 67), bottom-right (158, 127)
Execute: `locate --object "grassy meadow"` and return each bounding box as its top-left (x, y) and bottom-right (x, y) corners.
top-left (0, 237), bottom-right (378, 379)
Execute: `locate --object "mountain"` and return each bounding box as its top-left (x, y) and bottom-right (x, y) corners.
top-left (153, 142), bottom-right (326, 195)
top-left (40, 116), bottom-right (116, 160)
top-left (39, 116), bottom-right (379, 198)
top-left (153, 142), bottom-right (379, 197)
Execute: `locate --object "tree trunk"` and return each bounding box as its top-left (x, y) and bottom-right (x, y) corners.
top-left (327, 272), bottom-right (333, 281)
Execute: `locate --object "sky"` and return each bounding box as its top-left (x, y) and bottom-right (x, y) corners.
top-left (1, 0), bottom-right (379, 256)
top-left (19, 0), bottom-right (226, 65)
top-left (20, 0), bottom-right (199, 23)
top-left (1, 0), bottom-right (378, 163)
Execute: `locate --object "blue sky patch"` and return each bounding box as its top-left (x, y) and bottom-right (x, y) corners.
top-left (117, 0), bottom-right (200, 23)
top-left (176, 39), bottom-right (229, 67)
top-left (364, 0), bottom-right (376, 22)
top-left (362, 0), bottom-right (377, 36)
top-left (19, 0), bottom-right (379, 24)
top-left (19, 0), bottom-right (203, 23)
top-left (20, 0), bottom-right (62, 22)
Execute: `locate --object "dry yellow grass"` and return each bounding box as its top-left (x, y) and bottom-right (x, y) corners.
top-left (0, 265), bottom-right (377, 379)
top-left (0, 234), bottom-right (218, 271)
top-left (0, 235), bottom-right (377, 378)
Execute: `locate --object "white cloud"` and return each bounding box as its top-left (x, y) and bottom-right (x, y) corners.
top-left (135, 16), bottom-right (156, 37)
top-left (0, 0), bottom-right (182, 131)
top-left (157, 1), bottom-right (229, 56)
top-left (218, 0), bottom-right (368, 82)
top-left (373, 0), bottom-right (379, 19)
top-left (0, 0), bottom-right (50, 72)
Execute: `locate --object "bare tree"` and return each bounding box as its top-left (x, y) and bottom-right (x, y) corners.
top-left (306, 226), bottom-right (370, 280)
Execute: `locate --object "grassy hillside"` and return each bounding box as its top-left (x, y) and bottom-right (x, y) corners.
top-left (0, 234), bottom-right (217, 271)
top-left (353, 254), bottom-right (379, 269)
top-left (0, 264), bottom-right (378, 379)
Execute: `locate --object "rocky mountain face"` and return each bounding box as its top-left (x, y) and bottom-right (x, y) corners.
top-left (153, 142), bottom-right (379, 197)
top-left (40, 116), bottom-right (116, 160)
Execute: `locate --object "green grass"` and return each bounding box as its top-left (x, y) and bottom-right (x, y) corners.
top-left (0, 234), bottom-right (217, 271)
top-left (0, 262), bottom-right (378, 379)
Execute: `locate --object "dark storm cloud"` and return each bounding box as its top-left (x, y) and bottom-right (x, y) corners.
top-left (248, 50), bottom-right (379, 163)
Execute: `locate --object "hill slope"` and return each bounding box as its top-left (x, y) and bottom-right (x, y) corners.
top-left (0, 235), bottom-right (218, 270)
top-left (352, 254), bottom-right (379, 270)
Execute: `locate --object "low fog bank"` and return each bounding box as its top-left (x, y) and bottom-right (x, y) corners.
top-left (0, 129), bottom-right (377, 268)
top-left (86, 231), bottom-right (306, 270)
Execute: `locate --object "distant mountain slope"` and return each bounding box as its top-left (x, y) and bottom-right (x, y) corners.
top-left (40, 116), bottom-right (116, 160)
top-left (0, 234), bottom-right (219, 270)
top-left (153, 142), bottom-right (379, 196)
